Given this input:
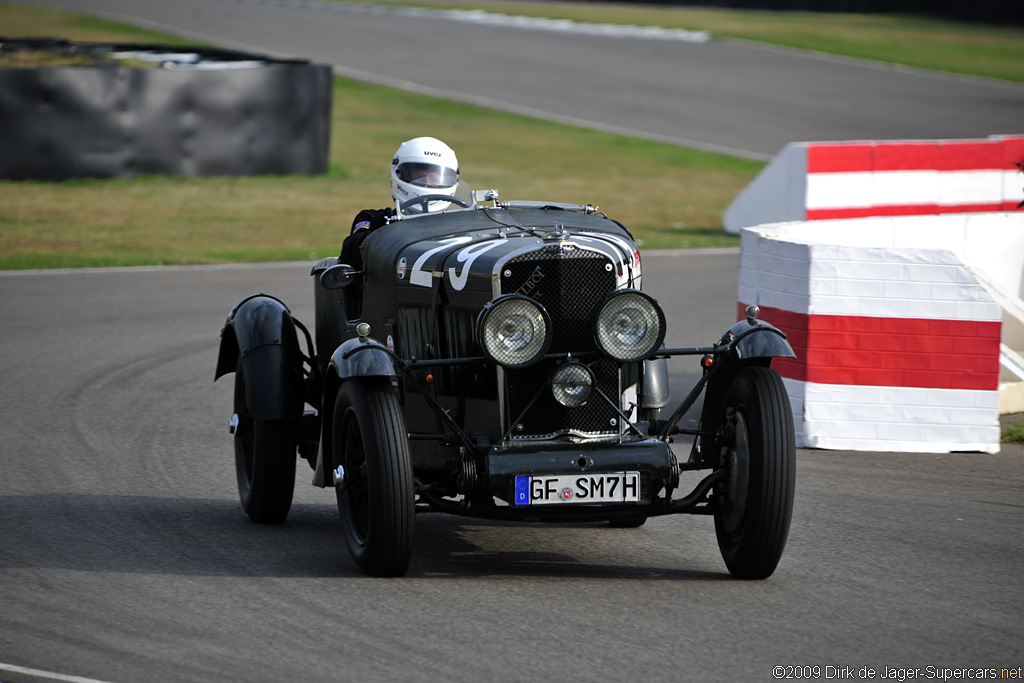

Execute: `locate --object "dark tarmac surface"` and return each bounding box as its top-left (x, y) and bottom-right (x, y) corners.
top-left (1, 254), bottom-right (1021, 683)
top-left (1, 3), bottom-right (1022, 679)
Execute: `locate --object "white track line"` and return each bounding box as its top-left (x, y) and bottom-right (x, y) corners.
top-left (0, 662), bottom-right (120, 683)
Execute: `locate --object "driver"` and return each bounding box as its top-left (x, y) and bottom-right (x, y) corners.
top-left (340, 137), bottom-right (460, 270)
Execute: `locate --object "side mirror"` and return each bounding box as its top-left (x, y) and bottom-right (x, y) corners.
top-left (320, 263), bottom-right (358, 290)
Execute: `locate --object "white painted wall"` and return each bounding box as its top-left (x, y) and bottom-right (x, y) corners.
top-left (740, 211), bottom-right (1024, 453)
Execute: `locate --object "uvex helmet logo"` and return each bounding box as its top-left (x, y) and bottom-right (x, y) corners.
top-left (423, 151), bottom-right (441, 157)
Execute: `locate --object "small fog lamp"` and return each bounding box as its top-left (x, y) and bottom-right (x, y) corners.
top-left (551, 362), bottom-right (595, 408)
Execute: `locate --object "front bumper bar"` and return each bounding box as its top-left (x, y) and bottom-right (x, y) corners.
top-left (418, 438), bottom-right (723, 522)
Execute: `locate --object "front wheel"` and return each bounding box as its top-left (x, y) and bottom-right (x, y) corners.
top-left (334, 378), bottom-right (414, 577)
top-left (233, 359), bottom-right (296, 523)
top-left (713, 366), bottom-right (795, 579)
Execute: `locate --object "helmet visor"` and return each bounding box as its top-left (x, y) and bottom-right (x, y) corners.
top-left (396, 162), bottom-right (459, 189)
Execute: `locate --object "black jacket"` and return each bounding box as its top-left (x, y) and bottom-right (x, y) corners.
top-left (339, 207), bottom-right (396, 270)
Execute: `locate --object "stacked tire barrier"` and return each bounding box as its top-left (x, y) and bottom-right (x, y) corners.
top-left (724, 135), bottom-right (1024, 234)
top-left (0, 40), bottom-right (332, 179)
top-left (739, 212), bottom-right (1024, 453)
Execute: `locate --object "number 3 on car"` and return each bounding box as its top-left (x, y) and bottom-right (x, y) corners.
top-left (515, 472), bottom-right (641, 505)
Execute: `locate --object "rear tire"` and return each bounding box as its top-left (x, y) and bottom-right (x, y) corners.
top-left (713, 366), bottom-right (795, 579)
top-left (334, 378), bottom-right (414, 577)
top-left (233, 359), bottom-right (296, 523)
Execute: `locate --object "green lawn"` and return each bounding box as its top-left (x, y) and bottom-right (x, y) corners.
top-left (0, 73), bottom-right (760, 269)
top-left (0, 2), bottom-right (761, 268)
top-left (1002, 420), bottom-right (1024, 444)
top-left (2, 1), bottom-right (1019, 269)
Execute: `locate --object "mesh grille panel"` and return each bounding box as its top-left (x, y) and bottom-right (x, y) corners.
top-left (500, 245), bottom-right (619, 438)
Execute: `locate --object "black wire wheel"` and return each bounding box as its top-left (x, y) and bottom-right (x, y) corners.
top-left (333, 377), bottom-right (414, 577)
top-left (233, 358), bottom-right (296, 523)
top-left (713, 366), bottom-right (795, 579)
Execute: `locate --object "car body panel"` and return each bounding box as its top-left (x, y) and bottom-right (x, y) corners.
top-left (217, 196), bottom-right (795, 526)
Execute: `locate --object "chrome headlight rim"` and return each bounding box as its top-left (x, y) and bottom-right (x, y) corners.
top-left (592, 289), bottom-right (666, 362)
top-left (550, 361), bottom-right (596, 408)
top-left (476, 294), bottom-right (553, 369)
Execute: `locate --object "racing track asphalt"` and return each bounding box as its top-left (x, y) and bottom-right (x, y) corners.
top-left (1, 253), bottom-right (1022, 683)
top-left (14, 0), bottom-right (1024, 160)
top-left (2, 3), bottom-right (1023, 680)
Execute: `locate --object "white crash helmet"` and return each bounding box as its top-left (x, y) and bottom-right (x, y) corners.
top-left (390, 137), bottom-right (460, 214)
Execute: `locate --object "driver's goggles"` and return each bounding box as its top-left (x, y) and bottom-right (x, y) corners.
top-left (396, 162), bottom-right (459, 188)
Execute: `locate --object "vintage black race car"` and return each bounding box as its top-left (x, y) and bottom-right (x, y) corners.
top-left (214, 185), bottom-right (797, 578)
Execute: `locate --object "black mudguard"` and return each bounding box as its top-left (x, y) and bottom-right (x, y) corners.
top-left (312, 336), bottom-right (400, 489)
top-left (328, 337), bottom-right (398, 381)
top-left (214, 294), bottom-right (305, 421)
top-left (695, 318), bottom-right (796, 468)
top-left (722, 318), bottom-right (796, 362)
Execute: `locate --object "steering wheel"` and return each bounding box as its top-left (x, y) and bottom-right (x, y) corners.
top-left (399, 194), bottom-right (471, 214)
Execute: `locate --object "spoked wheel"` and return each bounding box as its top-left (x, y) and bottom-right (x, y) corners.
top-left (713, 366), bottom-right (795, 579)
top-left (233, 358), bottom-right (296, 523)
top-left (334, 378), bottom-right (414, 577)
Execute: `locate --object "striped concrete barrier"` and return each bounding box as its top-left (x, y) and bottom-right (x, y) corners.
top-left (738, 212), bottom-right (1022, 453)
top-left (724, 135), bottom-right (1024, 234)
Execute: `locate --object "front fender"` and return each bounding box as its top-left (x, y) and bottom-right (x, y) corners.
top-left (328, 337), bottom-right (398, 380)
top-left (313, 337), bottom-right (399, 488)
top-left (721, 319), bottom-right (796, 361)
top-left (694, 319), bottom-right (795, 469)
top-left (214, 294), bottom-right (305, 421)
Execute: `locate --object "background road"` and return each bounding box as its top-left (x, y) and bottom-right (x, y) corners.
top-left (17, 0), bottom-right (1024, 159)
top-left (1, 256), bottom-right (1022, 682)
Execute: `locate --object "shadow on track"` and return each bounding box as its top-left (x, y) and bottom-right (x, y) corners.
top-left (0, 493), bottom-right (727, 581)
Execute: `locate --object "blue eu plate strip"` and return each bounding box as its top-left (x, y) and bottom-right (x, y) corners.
top-left (514, 476), bottom-right (530, 506)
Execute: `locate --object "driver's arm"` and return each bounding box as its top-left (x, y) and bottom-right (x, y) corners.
top-left (340, 207), bottom-right (396, 269)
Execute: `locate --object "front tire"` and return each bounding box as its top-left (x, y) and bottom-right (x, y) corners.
top-left (233, 359), bottom-right (296, 523)
top-left (713, 366), bottom-right (795, 579)
top-left (334, 378), bottom-right (414, 577)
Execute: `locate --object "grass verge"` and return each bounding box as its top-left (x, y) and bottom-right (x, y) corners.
top-left (0, 2), bottom-right (759, 269)
top-left (1002, 420), bottom-right (1024, 445)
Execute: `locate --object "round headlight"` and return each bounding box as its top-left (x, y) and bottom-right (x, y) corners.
top-left (551, 362), bottom-right (595, 408)
top-left (593, 290), bottom-right (666, 362)
top-left (477, 295), bottom-right (552, 368)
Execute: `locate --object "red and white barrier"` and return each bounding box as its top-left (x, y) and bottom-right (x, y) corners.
top-left (739, 212), bottom-right (1020, 453)
top-left (724, 135), bottom-right (1024, 234)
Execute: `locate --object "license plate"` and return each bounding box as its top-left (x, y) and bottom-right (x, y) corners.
top-left (514, 472), bottom-right (641, 506)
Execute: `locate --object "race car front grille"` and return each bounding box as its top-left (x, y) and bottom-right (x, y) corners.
top-left (498, 245), bottom-right (619, 439)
